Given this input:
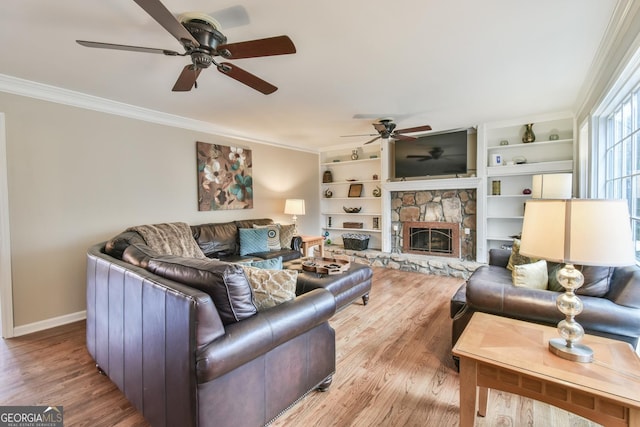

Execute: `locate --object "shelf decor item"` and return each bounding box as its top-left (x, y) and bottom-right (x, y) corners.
top-left (324, 188), bottom-right (333, 198)
top-left (343, 222), bottom-right (364, 229)
top-left (323, 170), bottom-right (333, 183)
top-left (492, 180), bottom-right (501, 195)
top-left (348, 183), bottom-right (363, 197)
top-left (342, 233), bottom-right (370, 250)
top-left (351, 149), bottom-right (359, 160)
top-left (372, 186), bottom-right (381, 197)
top-left (343, 206), bottom-right (362, 213)
top-left (522, 123), bottom-right (536, 143)
top-left (520, 199), bottom-right (635, 363)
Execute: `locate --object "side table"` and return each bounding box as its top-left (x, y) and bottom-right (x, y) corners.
top-left (453, 312), bottom-right (640, 427)
top-left (299, 235), bottom-right (324, 257)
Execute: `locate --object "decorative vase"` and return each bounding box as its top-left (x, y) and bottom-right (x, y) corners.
top-left (522, 123), bottom-right (535, 143)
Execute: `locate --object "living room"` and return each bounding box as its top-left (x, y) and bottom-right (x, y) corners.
top-left (1, 1), bottom-right (640, 426)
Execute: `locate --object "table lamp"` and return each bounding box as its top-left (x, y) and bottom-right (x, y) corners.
top-left (284, 199), bottom-right (305, 233)
top-left (519, 199), bottom-right (635, 362)
top-left (531, 173), bottom-right (572, 199)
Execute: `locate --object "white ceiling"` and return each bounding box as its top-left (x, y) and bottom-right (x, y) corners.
top-left (0, 0), bottom-right (620, 151)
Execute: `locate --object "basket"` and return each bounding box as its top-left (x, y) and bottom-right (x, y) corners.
top-left (342, 233), bottom-right (370, 251)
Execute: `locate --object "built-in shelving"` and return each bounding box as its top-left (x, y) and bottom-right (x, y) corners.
top-left (320, 146), bottom-right (383, 249)
top-left (477, 113), bottom-right (576, 260)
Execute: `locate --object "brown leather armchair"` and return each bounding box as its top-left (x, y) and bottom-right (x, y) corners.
top-left (451, 249), bottom-right (640, 366)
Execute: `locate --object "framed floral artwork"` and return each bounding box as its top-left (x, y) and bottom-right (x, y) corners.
top-left (197, 141), bottom-right (253, 210)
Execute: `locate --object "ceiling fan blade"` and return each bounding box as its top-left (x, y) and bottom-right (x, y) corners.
top-left (364, 136), bottom-right (381, 145)
top-left (217, 63), bottom-right (277, 94)
top-left (218, 35), bottom-right (296, 59)
top-left (133, 0), bottom-right (199, 47)
top-left (395, 124), bottom-right (432, 134)
top-left (76, 40), bottom-right (181, 56)
top-left (393, 134), bottom-right (417, 141)
top-left (341, 133), bottom-right (378, 137)
top-left (172, 65), bottom-right (202, 91)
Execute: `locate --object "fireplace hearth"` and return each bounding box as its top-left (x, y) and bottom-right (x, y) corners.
top-left (402, 221), bottom-right (460, 258)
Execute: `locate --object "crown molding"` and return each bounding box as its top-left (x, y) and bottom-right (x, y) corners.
top-left (0, 73), bottom-right (317, 154)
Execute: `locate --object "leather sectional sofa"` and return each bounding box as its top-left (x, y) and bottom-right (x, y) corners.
top-left (87, 218), bottom-right (372, 427)
top-left (451, 248), bottom-right (640, 366)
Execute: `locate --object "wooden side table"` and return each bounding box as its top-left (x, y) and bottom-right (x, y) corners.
top-left (453, 312), bottom-right (640, 427)
top-left (299, 235), bottom-right (324, 257)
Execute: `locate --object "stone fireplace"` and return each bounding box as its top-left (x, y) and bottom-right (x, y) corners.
top-left (391, 189), bottom-right (476, 260)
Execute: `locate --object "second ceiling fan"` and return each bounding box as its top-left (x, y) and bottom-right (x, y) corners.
top-left (344, 118), bottom-right (432, 145)
top-left (76, 0), bottom-right (296, 94)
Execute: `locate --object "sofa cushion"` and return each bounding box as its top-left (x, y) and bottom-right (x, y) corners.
top-left (253, 224), bottom-right (281, 250)
top-left (250, 256), bottom-right (283, 270)
top-left (507, 239), bottom-right (537, 271)
top-left (239, 228), bottom-right (269, 256)
top-left (512, 260), bottom-right (548, 290)
top-left (278, 224), bottom-right (297, 249)
top-left (147, 256), bottom-right (257, 325)
top-left (241, 265), bottom-right (297, 310)
top-left (548, 263), bottom-right (613, 297)
top-left (191, 221), bottom-right (239, 258)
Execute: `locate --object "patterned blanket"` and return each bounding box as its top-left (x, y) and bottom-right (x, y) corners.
top-left (128, 222), bottom-right (205, 259)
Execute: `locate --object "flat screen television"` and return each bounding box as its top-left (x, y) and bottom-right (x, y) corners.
top-left (392, 129), bottom-right (469, 179)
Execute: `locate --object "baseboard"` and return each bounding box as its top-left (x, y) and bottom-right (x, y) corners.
top-left (12, 310), bottom-right (86, 337)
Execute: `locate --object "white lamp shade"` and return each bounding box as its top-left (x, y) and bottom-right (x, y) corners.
top-left (520, 199), bottom-right (635, 266)
top-left (284, 199), bottom-right (305, 215)
top-left (531, 173), bottom-right (573, 199)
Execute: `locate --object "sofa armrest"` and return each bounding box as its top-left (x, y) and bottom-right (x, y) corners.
top-left (196, 288), bottom-right (336, 383)
top-left (488, 248), bottom-right (511, 267)
top-left (607, 265), bottom-right (640, 309)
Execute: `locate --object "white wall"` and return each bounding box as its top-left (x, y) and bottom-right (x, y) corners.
top-left (0, 92), bottom-right (319, 330)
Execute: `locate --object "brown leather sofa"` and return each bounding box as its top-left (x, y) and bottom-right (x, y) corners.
top-left (451, 249), bottom-right (640, 365)
top-left (86, 220), bottom-right (337, 427)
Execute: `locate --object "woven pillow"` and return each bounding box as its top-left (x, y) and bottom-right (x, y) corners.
top-left (278, 224), bottom-right (296, 249)
top-left (239, 227), bottom-right (269, 256)
top-left (241, 265), bottom-right (297, 310)
top-left (512, 260), bottom-right (548, 290)
top-left (253, 224), bottom-right (281, 250)
top-left (507, 239), bottom-right (538, 271)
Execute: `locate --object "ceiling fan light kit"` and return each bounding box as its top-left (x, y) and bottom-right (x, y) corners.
top-left (76, 0), bottom-right (296, 94)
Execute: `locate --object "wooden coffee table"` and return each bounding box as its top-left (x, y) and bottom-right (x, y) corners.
top-left (452, 312), bottom-right (640, 427)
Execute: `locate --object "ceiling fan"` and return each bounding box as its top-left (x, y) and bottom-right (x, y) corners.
top-left (76, 0), bottom-right (296, 94)
top-left (343, 118), bottom-right (432, 144)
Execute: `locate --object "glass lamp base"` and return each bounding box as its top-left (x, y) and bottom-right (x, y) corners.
top-left (548, 338), bottom-right (593, 363)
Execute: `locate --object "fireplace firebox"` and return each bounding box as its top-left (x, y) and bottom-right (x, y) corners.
top-left (402, 221), bottom-right (460, 258)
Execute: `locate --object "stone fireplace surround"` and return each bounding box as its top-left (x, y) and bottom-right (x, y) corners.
top-left (391, 189), bottom-right (476, 261)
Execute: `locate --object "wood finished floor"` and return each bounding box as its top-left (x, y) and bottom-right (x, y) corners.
top-left (0, 268), bottom-right (600, 426)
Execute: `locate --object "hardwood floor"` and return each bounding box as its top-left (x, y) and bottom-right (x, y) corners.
top-left (0, 268), bottom-right (600, 426)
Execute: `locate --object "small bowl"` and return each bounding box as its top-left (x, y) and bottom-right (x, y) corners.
top-left (343, 206), bottom-right (362, 213)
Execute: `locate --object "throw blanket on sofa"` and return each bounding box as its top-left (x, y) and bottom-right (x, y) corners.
top-left (128, 222), bottom-right (206, 259)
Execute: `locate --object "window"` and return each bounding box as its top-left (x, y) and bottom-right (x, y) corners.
top-left (594, 66), bottom-right (640, 262)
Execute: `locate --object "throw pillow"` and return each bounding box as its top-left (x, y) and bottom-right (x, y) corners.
top-left (146, 256), bottom-right (257, 325)
top-left (278, 223), bottom-right (297, 249)
top-left (239, 227), bottom-right (269, 256)
top-left (241, 265), bottom-right (297, 310)
top-left (548, 263), bottom-right (613, 297)
top-left (507, 239), bottom-right (538, 271)
top-left (512, 260), bottom-right (548, 290)
top-left (251, 256), bottom-right (283, 270)
top-left (253, 224), bottom-right (281, 250)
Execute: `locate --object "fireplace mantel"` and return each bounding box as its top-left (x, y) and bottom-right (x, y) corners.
top-left (384, 176), bottom-right (480, 192)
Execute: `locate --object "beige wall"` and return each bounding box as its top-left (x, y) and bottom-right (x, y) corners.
top-left (0, 92), bottom-right (319, 328)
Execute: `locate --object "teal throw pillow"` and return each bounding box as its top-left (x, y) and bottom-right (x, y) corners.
top-left (239, 228), bottom-right (269, 256)
top-left (251, 256), bottom-right (283, 270)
